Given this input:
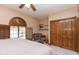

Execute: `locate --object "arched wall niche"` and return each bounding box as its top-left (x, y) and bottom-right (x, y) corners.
top-left (9, 17), bottom-right (27, 26)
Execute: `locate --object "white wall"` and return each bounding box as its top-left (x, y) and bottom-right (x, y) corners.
top-left (38, 19), bottom-right (48, 39)
top-left (0, 5), bottom-right (39, 33)
top-left (49, 6), bottom-right (78, 21)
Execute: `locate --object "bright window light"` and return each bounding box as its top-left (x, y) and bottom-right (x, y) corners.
top-left (25, 4), bottom-right (30, 8)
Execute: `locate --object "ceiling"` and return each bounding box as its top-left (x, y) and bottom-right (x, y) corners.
top-left (2, 4), bottom-right (76, 20)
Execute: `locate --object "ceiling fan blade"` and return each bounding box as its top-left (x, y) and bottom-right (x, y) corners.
top-left (30, 4), bottom-right (36, 11)
top-left (19, 4), bottom-right (25, 8)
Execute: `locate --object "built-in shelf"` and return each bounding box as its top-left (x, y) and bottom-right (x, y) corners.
top-left (39, 29), bottom-right (48, 30)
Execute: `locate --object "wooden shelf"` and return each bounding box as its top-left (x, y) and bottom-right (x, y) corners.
top-left (39, 29), bottom-right (48, 30)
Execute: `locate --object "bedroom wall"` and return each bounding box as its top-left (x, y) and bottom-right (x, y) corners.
top-left (49, 6), bottom-right (78, 21)
top-left (0, 5), bottom-right (39, 33)
top-left (77, 5), bottom-right (79, 17)
top-left (48, 5), bottom-right (79, 44)
top-left (38, 19), bottom-right (48, 39)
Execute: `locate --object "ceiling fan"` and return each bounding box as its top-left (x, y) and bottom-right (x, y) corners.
top-left (19, 4), bottom-right (36, 11)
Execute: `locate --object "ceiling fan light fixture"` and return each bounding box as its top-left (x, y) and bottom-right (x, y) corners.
top-left (25, 4), bottom-right (30, 8)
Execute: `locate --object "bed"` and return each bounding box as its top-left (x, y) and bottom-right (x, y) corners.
top-left (0, 38), bottom-right (52, 55)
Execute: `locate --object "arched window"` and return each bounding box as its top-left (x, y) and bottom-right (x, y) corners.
top-left (9, 17), bottom-right (27, 39)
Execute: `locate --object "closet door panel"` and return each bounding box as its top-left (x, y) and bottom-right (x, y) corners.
top-left (75, 18), bottom-right (79, 52)
top-left (50, 21), bottom-right (59, 46)
top-left (60, 20), bottom-right (75, 50)
top-left (53, 22), bottom-right (58, 45)
top-left (57, 22), bottom-right (64, 47)
top-left (61, 21), bottom-right (67, 48)
top-left (55, 22), bottom-right (60, 46)
top-left (50, 22), bottom-right (56, 45)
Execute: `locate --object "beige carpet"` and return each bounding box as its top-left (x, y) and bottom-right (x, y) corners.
top-left (50, 45), bottom-right (79, 55)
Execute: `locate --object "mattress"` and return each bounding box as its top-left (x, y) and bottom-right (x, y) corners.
top-left (0, 38), bottom-right (52, 55)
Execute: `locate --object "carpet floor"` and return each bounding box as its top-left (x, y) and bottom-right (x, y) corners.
top-left (50, 45), bottom-right (79, 55)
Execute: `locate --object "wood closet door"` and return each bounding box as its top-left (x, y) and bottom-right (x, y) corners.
top-left (50, 21), bottom-right (62, 46)
top-left (50, 21), bottom-right (57, 45)
top-left (60, 20), bottom-right (76, 50)
top-left (56, 22), bottom-right (63, 47)
top-left (50, 18), bottom-right (76, 51)
top-left (58, 21), bottom-right (65, 48)
top-left (75, 17), bottom-right (79, 52)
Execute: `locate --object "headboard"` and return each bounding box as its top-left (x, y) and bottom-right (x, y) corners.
top-left (0, 24), bottom-right (10, 39)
